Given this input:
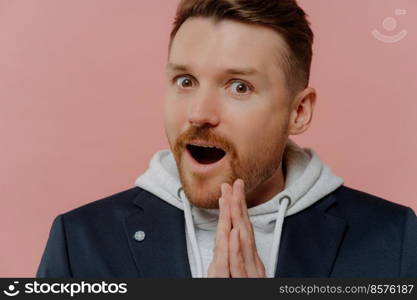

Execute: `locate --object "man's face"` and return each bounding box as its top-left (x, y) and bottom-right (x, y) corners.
top-left (164, 17), bottom-right (291, 209)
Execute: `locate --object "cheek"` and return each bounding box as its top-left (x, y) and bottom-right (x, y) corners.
top-left (164, 98), bottom-right (188, 141)
top-left (229, 107), bottom-right (286, 154)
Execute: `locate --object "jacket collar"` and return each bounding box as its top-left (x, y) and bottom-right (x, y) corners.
top-left (124, 188), bottom-right (346, 277)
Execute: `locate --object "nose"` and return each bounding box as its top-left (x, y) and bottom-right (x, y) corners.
top-left (188, 87), bottom-right (220, 128)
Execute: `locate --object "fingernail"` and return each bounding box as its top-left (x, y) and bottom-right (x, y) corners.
top-left (235, 178), bottom-right (243, 188)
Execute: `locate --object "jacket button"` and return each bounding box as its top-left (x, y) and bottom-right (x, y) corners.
top-left (134, 230), bottom-right (146, 242)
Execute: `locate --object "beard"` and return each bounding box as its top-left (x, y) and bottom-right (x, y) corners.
top-left (169, 126), bottom-right (286, 209)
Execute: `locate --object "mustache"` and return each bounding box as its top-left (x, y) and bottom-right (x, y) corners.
top-left (174, 126), bottom-right (234, 153)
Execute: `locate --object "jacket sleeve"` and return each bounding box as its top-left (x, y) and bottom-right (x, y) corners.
top-left (36, 215), bottom-right (73, 277)
top-left (400, 207), bottom-right (417, 277)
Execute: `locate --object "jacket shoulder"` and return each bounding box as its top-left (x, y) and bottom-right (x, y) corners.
top-left (329, 185), bottom-right (412, 220)
top-left (62, 187), bottom-right (145, 222)
top-left (38, 187), bottom-right (148, 277)
top-left (327, 185), bottom-right (417, 277)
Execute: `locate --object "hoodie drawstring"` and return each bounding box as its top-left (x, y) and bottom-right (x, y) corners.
top-left (181, 189), bottom-right (204, 278)
top-left (267, 195), bottom-right (290, 277)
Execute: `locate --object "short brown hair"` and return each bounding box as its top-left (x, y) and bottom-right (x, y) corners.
top-left (169, 0), bottom-right (313, 97)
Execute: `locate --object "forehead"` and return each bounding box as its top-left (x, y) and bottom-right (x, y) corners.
top-left (169, 17), bottom-right (288, 78)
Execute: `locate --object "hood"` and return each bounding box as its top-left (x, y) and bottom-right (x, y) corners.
top-left (134, 139), bottom-right (344, 277)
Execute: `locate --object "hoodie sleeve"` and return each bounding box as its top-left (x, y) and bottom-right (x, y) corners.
top-left (399, 207), bottom-right (417, 277)
top-left (36, 215), bottom-right (73, 277)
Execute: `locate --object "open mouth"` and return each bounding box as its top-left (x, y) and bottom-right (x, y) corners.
top-left (186, 144), bottom-right (226, 164)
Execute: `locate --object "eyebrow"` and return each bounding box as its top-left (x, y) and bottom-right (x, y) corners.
top-left (166, 63), bottom-right (259, 76)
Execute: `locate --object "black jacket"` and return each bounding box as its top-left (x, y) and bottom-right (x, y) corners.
top-left (37, 185), bottom-right (417, 277)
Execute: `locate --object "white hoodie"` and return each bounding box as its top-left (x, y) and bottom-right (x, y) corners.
top-left (134, 139), bottom-right (344, 277)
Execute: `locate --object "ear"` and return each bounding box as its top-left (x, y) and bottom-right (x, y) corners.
top-left (287, 87), bottom-right (317, 135)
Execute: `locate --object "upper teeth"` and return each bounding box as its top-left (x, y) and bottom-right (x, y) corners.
top-left (191, 144), bottom-right (216, 148)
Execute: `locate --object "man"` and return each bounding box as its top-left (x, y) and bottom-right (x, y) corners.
top-left (37, 0), bottom-right (417, 278)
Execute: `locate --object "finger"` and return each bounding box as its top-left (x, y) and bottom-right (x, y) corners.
top-left (255, 255), bottom-right (266, 277)
top-left (231, 179), bottom-right (263, 277)
top-left (215, 184), bottom-right (232, 254)
top-left (230, 179), bottom-right (253, 235)
top-left (236, 179), bottom-right (248, 213)
top-left (229, 228), bottom-right (247, 277)
top-left (238, 222), bottom-right (260, 277)
top-left (230, 180), bottom-right (244, 228)
top-left (217, 183), bottom-right (231, 235)
top-left (208, 219), bottom-right (229, 277)
top-left (209, 185), bottom-right (231, 277)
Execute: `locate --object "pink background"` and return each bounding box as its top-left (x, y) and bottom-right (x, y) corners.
top-left (1, 0), bottom-right (416, 276)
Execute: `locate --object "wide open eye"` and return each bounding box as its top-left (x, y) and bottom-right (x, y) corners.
top-left (175, 76), bottom-right (194, 88)
top-left (229, 81), bottom-right (252, 96)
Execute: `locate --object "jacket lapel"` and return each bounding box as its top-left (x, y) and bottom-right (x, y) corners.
top-left (275, 193), bottom-right (347, 277)
top-left (123, 190), bottom-right (192, 277)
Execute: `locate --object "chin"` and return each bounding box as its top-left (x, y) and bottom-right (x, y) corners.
top-left (180, 172), bottom-right (225, 209)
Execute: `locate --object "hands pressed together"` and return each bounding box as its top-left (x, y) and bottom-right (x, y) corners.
top-left (207, 179), bottom-right (266, 278)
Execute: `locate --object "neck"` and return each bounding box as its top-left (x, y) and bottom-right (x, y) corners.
top-left (246, 161), bottom-right (286, 208)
